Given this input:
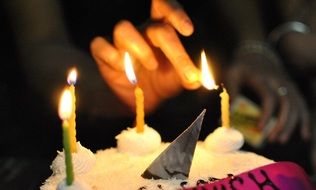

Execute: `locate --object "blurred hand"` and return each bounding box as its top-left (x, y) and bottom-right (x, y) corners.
top-left (278, 32), bottom-right (316, 72)
top-left (312, 119), bottom-right (316, 174)
top-left (90, 0), bottom-right (200, 113)
top-left (311, 120), bottom-right (316, 176)
top-left (225, 52), bottom-right (311, 144)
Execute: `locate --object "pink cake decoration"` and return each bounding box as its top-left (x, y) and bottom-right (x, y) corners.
top-left (182, 161), bottom-right (315, 190)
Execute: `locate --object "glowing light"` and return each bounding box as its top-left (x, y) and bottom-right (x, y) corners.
top-left (200, 50), bottom-right (218, 90)
top-left (67, 68), bottom-right (77, 85)
top-left (124, 52), bottom-right (137, 84)
top-left (58, 89), bottom-right (73, 120)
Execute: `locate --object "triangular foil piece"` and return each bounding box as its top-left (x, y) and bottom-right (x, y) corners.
top-left (141, 109), bottom-right (206, 180)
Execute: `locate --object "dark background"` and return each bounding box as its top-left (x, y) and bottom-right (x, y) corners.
top-left (0, 0), bottom-right (312, 189)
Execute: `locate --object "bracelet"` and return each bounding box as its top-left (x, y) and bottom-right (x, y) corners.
top-left (234, 40), bottom-right (282, 66)
top-left (268, 21), bottom-right (311, 46)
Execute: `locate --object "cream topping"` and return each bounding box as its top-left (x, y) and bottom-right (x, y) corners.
top-left (116, 124), bottom-right (161, 155)
top-left (204, 127), bottom-right (244, 153)
top-left (51, 142), bottom-right (95, 174)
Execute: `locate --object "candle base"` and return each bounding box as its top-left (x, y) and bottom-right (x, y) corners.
top-left (57, 179), bottom-right (91, 190)
top-left (62, 124), bottom-right (74, 185)
top-left (204, 127), bottom-right (244, 153)
top-left (116, 125), bottom-right (161, 155)
top-left (51, 142), bottom-right (95, 175)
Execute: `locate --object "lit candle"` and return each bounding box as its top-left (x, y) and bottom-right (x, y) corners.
top-left (200, 50), bottom-right (218, 90)
top-left (67, 68), bottom-right (77, 153)
top-left (201, 51), bottom-right (244, 152)
top-left (58, 89), bottom-right (74, 185)
top-left (220, 86), bottom-right (230, 128)
top-left (135, 86), bottom-right (145, 133)
top-left (200, 50), bottom-right (231, 128)
top-left (124, 52), bottom-right (145, 133)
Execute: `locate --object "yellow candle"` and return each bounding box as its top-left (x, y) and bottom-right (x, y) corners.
top-left (220, 87), bottom-right (230, 128)
top-left (58, 89), bottom-right (74, 185)
top-left (124, 52), bottom-right (145, 133)
top-left (135, 85), bottom-right (145, 133)
top-left (67, 69), bottom-right (77, 153)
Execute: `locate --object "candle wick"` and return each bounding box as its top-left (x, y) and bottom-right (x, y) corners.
top-left (67, 80), bottom-right (76, 85)
top-left (220, 83), bottom-right (225, 91)
top-left (131, 79), bottom-right (137, 85)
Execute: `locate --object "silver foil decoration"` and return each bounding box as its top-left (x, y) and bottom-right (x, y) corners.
top-left (141, 109), bottom-right (206, 180)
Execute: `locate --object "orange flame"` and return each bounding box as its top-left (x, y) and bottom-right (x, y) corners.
top-left (200, 50), bottom-right (218, 90)
top-left (124, 52), bottom-right (137, 84)
top-left (67, 68), bottom-right (77, 85)
top-left (58, 89), bottom-right (73, 120)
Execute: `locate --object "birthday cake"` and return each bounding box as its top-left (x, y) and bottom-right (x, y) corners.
top-left (40, 110), bottom-right (314, 190)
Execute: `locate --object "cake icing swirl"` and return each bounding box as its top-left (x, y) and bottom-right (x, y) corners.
top-left (51, 142), bottom-right (95, 175)
top-left (116, 124), bottom-right (161, 155)
top-left (204, 127), bottom-right (244, 153)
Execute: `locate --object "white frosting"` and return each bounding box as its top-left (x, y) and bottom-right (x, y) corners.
top-left (51, 142), bottom-right (96, 175)
top-left (56, 179), bottom-right (91, 190)
top-left (204, 127), bottom-right (244, 153)
top-left (115, 124), bottom-right (161, 155)
top-left (41, 142), bottom-right (274, 190)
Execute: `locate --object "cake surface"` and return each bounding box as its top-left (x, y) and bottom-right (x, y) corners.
top-left (41, 141), bottom-right (274, 190)
top-left (41, 122), bottom-right (315, 190)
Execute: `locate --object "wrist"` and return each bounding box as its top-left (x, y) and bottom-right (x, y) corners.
top-left (268, 21), bottom-right (311, 47)
top-left (233, 40), bottom-right (282, 67)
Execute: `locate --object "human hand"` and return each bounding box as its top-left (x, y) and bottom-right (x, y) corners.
top-left (90, 0), bottom-right (200, 113)
top-left (312, 120), bottom-right (316, 174)
top-left (150, 0), bottom-right (194, 36)
top-left (278, 32), bottom-right (316, 73)
top-left (225, 42), bottom-right (311, 144)
top-left (310, 81), bottom-right (316, 174)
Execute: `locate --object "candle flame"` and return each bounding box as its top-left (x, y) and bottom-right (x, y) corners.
top-left (67, 68), bottom-right (77, 85)
top-left (58, 89), bottom-right (73, 120)
top-left (124, 52), bottom-right (137, 84)
top-left (200, 50), bottom-right (218, 90)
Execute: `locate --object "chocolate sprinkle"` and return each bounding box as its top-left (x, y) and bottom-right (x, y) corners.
top-left (197, 179), bottom-right (207, 186)
top-left (209, 177), bottom-right (219, 182)
top-left (180, 181), bottom-right (188, 187)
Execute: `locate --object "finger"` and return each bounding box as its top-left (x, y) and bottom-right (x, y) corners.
top-left (224, 65), bottom-right (242, 101)
top-left (278, 106), bottom-right (298, 144)
top-left (90, 36), bottom-right (135, 96)
top-left (258, 92), bottom-right (276, 131)
top-left (146, 23), bottom-right (200, 89)
top-left (277, 89), bottom-right (311, 143)
top-left (247, 77), bottom-right (276, 130)
top-left (114, 20), bottom-right (158, 70)
top-left (151, 0), bottom-right (193, 36)
top-left (298, 98), bottom-right (311, 140)
top-left (90, 36), bottom-right (122, 71)
top-left (268, 96), bottom-right (296, 142)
